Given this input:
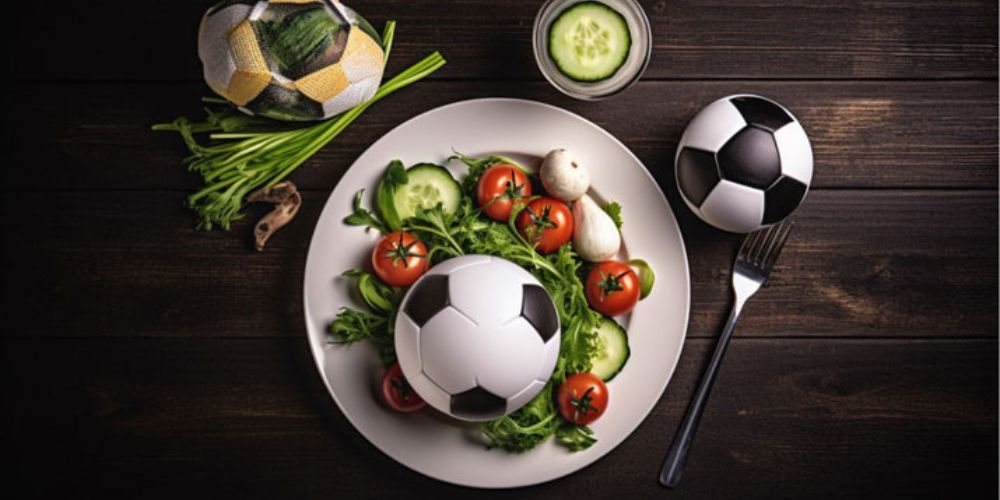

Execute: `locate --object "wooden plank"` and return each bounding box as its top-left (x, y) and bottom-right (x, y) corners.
top-left (1, 190), bottom-right (994, 339)
top-left (3, 337), bottom-right (995, 498)
top-left (1, 0), bottom-right (995, 81)
top-left (2, 80), bottom-right (996, 190)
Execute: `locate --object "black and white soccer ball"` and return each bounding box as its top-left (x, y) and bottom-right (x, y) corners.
top-left (394, 255), bottom-right (560, 421)
top-left (675, 94), bottom-right (813, 233)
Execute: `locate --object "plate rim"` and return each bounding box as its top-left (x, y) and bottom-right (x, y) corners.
top-left (302, 97), bottom-right (691, 488)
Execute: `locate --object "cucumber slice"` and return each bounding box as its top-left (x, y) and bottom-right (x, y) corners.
top-left (391, 164), bottom-right (461, 221)
top-left (548, 2), bottom-right (631, 82)
top-left (591, 316), bottom-right (630, 381)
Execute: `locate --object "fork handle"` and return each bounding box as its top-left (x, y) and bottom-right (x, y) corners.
top-left (658, 297), bottom-right (746, 488)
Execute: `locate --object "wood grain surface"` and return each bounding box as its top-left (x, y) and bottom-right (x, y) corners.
top-left (2, 0), bottom-right (995, 80)
top-left (4, 338), bottom-right (995, 498)
top-left (3, 81), bottom-right (997, 190)
top-left (1, 0), bottom-right (996, 497)
top-left (1, 190), bottom-right (995, 339)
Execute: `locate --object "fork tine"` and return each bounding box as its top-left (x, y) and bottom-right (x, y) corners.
top-left (762, 221), bottom-right (794, 270)
top-left (758, 223), bottom-right (783, 267)
top-left (751, 224), bottom-right (779, 265)
top-left (737, 230), bottom-right (754, 259)
top-left (738, 227), bottom-right (764, 262)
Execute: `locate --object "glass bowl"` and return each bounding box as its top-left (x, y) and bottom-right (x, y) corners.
top-left (532, 0), bottom-right (652, 100)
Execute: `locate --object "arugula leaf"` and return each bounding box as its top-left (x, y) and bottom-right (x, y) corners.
top-left (343, 189), bottom-right (388, 233)
top-left (555, 422), bottom-right (596, 451)
top-left (602, 200), bottom-right (623, 231)
top-left (480, 382), bottom-right (561, 452)
top-left (329, 269), bottom-right (400, 365)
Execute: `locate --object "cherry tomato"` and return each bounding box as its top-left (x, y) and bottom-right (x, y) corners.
top-left (557, 373), bottom-right (609, 425)
top-left (585, 261), bottom-right (640, 316)
top-left (380, 362), bottom-right (427, 413)
top-left (515, 197), bottom-right (574, 254)
top-left (371, 231), bottom-right (428, 287)
top-left (476, 163), bottom-right (532, 221)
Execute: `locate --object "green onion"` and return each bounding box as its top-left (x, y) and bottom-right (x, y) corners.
top-left (152, 21), bottom-right (446, 230)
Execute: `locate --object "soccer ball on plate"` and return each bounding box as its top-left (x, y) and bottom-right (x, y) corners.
top-left (675, 94), bottom-right (813, 233)
top-left (394, 255), bottom-right (561, 422)
top-left (197, 0), bottom-right (385, 121)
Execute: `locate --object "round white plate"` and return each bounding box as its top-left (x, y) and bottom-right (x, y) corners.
top-left (304, 98), bottom-right (690, 488)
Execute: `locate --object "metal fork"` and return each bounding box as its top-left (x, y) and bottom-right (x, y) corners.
top-left (658, 220), bottom-right (794, 488)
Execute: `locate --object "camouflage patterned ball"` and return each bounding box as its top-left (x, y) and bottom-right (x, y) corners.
top-left (198, 0), bottom-right (385, 121)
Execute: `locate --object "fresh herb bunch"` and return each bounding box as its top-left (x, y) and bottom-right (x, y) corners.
top-left (153, 21), bottom-right (446, 230)
top-left (334, 155), bottom-right (604, 452)
top-left (329, 268), bottom-right (401, 365)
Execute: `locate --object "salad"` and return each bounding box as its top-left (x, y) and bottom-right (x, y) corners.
top-left (329, 149), bottom-right (655, 452)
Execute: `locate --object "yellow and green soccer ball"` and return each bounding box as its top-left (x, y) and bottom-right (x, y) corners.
top-left (198, 0), bottom-right (385, 121)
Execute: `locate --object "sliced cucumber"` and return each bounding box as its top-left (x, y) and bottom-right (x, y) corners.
top-left (548, 2), bottom-right (631, 82)
top-left (591, 316), bottom-right (630, 381)
top-left (390, 164), bottom-right (461, 221)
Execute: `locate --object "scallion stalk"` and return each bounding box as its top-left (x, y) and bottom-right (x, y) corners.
top-left (153, 21), bottom-right (445, 230)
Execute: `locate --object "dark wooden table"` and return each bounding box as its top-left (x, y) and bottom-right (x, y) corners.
top-left (2, 1), bottom-right (997, 498)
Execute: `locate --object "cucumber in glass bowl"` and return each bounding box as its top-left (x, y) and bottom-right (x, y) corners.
top-left (548, 1), bottom-right (632, 82)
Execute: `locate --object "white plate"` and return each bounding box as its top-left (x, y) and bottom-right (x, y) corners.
top-left (303, 98), bottom-right (690, 488)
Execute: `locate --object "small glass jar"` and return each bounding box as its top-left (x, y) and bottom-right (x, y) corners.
top-left (532, 0), bottom-right (652, 100)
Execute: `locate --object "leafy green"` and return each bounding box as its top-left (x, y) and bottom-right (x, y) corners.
top-left (329, 269), bottom-right (400, 365)
top-left (376, 160), bottom-right (408, 231)
top-left (555, 422), bottom-right (596, 451)
top-left (480, 382), bottom-right (561, 452)
top-left (342, 268), bottom-right (401, 313)
top-left (602, 200), bottom-right (623, 230)
top-left (257, 6), bottom-right (341, 73)
top-left (153, 22), bottom-right (446, 230)
top-left (343, 189), bottom-right (387, 233)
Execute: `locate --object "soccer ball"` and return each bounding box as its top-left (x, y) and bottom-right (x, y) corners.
top-left (675, 94), bottom-right (813, 233)
top-left (197, 0), bottom-right (385, 121)
top-left (394, 255), bottom-right (561, 421)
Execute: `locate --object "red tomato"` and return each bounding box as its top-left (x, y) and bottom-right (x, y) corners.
top-left (557, 373), bottom-right (609, 425)
top-left (380, 362), bottom-right (427, 413)
top-left (515, 197), bottom-right (574, 254)
top-left (476, 164), bottom-right (532, 221)
top-left (371, 231), bottom-right (428, 287)
top-left (585, 261), bottom-right (640, 316)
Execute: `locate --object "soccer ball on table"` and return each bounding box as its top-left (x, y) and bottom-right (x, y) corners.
top-left (675, 94), bottom-right (813, 233)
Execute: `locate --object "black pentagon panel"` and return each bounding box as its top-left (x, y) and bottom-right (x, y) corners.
top-left (450, 386), bottom-right (507, 420)
top-left (403, 275), bottom-right (450, 326)
top-left (245, 82), bottom-right (325, 121)
top-left (521, 285), bottom-right (559, 342)
top-left (730, 96), bottom-right (793, 132)
top-left (717, 126), bottom-right (782, 189)
top-left (762, 176), bottom-right (808, 224)
top-left (676, 147), bottom-right (721, 207)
